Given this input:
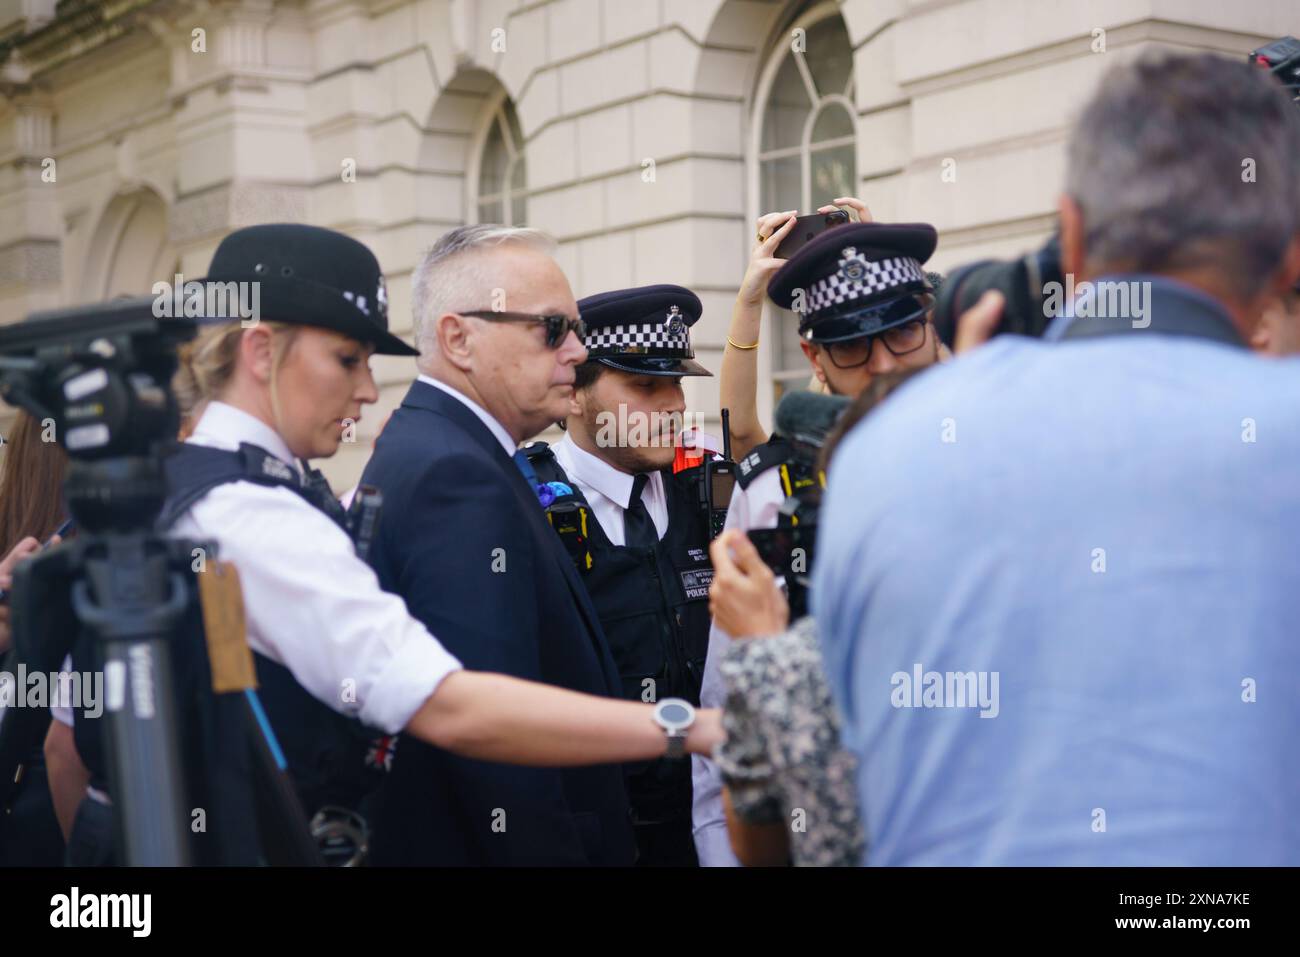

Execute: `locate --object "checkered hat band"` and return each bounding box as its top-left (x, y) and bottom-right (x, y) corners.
top-left (584, 322), bottom-right (690, 355)
top-left (804, 256), bottom-right (926, 316)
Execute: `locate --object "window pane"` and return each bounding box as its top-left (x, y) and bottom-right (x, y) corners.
top-left (761, 52), bottom-right (812, 152)
top-left (508, 158), bottom-right (527, 224)
top-left (477, 199), bottom-right (504, 224)
top-left (759, 155), bottom-right (801, 214)
top-left (810, 143), bottom-right (855, 204)
top-left (804, 15), bottom-right (854, 100)
top-left (505, 107), bottom-right (524, 155)
top-left (479, 116), bottom-right (508, 198)
top-left (773, 305), bottom-right (809, 384)
top-left (811, 103), bottom-right (853, 144)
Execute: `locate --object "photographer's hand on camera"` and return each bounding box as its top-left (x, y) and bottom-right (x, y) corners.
top-left (707, 529), bottom-right (789, 639)
top-left (954, 289), bottom-right (1006, 355)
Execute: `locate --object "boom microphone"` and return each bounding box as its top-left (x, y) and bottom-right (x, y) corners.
top-left (773, 391), bottom-right (850, 448)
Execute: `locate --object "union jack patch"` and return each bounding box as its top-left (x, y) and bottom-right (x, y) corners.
top-left (366, 734), bottom-right (399, 772)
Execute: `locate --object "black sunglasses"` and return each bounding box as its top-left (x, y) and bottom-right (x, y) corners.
top-left (458, 310), bottom-right (586, 348)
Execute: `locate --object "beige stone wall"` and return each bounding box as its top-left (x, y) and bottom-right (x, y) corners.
top-left (0, 0), bottom-right (1294, 485)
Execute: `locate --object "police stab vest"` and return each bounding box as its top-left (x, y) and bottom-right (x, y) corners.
top-left (735, 435), bottom-right (826, 619)
top-left (68, 441), bottom-right (381, 863)
top-left (525, 441), bottom-right (712, 825)
top-left (735, 435), bottom-right (825, 527)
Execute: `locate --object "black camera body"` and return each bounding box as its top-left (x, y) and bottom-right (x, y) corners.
top-left (933, 36), bottom-right (1300, 347)
top-left (932, 235), bottom-right (1063, 348)
top-left (1251, 35), bottom-right (1300, 99)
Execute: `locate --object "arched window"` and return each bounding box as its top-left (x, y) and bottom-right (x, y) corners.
top-left (474, 97), bottom-right (528, 226)
top-left (755, 7), bottom-right (857, 397)
top-left (81, 187), bottom-right (178, 301)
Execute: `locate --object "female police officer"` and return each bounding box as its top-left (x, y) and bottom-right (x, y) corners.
top-left (45, 224), bottom-right (717, 864)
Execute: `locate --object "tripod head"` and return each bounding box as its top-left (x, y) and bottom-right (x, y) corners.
top-left (0, 297), bottom-right (195, 533)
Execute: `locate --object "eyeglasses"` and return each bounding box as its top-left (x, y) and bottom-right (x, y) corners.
top-left (458, 310), bottom-right (586, 349)
top-left (823, 318), bottom-right (930, 369)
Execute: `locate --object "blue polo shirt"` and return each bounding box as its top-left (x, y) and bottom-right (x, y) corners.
top-left (814, 277), bottom-right (1300, 865)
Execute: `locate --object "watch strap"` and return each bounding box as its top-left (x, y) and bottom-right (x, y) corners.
top-left (664, 730), bottom-right (687, 760)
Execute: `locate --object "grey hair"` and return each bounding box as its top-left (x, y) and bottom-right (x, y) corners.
top-left (411, 223), bottom-right (557, 354)
top-left (1065, 50), bottom-right (1300, 298)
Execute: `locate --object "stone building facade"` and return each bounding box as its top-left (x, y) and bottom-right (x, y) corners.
top-left (1, 0), bottom-right (1293, 484)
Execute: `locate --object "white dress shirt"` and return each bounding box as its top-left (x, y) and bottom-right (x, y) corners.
top-left (417, 374), bottom-right (516, 457)
top-left (551, 433), bottom-right (668, 546)
top-left (691, 466), bottom-right (785, 866)
top-left (55, 400), bottom-right (462, 736)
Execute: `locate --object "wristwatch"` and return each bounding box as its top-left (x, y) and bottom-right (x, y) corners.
top-left (652, 698), bottom-right (696, 759)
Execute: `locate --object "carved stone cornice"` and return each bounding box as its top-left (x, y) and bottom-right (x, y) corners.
top-left (0, 1), bottom-right (163, 82)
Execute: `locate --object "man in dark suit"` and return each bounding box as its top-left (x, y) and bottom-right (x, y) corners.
top-left (361, 224), bottom-right (636, 865)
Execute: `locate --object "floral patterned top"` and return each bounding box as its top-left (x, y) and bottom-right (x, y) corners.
top-left (714, 616), bottom-right (865, 867)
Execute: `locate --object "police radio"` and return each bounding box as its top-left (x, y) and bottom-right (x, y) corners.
top-left (700, 409), bottom-right (737, 538)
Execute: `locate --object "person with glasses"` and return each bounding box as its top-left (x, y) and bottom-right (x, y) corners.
top-left (519, 284), bottom-right (715, 866)
top-left (692, 220), bottom-right (943, 865)
top-left (48, 223), bottom-right (721, 866)
top-left (359, 225), bottom-right (709, 865)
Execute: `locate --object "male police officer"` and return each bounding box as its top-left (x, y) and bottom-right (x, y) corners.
top-left (692, 221), bottom-right (944, 865)
top-left (524, 284), bottom-right (714, 866)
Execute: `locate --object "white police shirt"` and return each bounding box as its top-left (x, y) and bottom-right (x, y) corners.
top-left (53, 401), bottom-right (461, 736)
top-left (691, 466), bottom-right (784, 866)
top-left (551, 434), bottom-right (669, 546)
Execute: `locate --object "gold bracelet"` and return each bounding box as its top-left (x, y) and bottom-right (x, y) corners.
top-left (727, 335), bottom-right (760, 350)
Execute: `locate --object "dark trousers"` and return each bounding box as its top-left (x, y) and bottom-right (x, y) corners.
top-left (633, 818), bottom-right (698, 867)
top-left (64, 794), bottom-right (115, 867)
top-left (0, 758), bottom-right (65, 867)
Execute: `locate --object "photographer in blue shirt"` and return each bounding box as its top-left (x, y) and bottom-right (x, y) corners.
top-left (815, 50), bottom-right (1300, 865)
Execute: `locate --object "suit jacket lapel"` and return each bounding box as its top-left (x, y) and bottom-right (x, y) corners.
top-left (402, 379), bottom-right (512, 465)
top-left (401, 380), bottom-right (621, 692)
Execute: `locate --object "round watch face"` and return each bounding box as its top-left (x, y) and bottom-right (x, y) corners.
top-left (658, 702), bottom-right (692, 727)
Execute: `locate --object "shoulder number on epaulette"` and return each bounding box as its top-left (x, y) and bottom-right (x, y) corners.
top-left (735, 437), bottom-right (793, 490)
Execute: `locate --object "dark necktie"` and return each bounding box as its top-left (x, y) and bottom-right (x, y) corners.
top-left (623, 473), bottom-right (658, 550)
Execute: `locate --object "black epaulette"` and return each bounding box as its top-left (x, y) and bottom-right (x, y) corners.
top-left (520, 440), bottom-right (565, 486)
top-left (735, 436), bottom-right (794, 490)
top-left (521, 440), bottom-right (552, 461)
